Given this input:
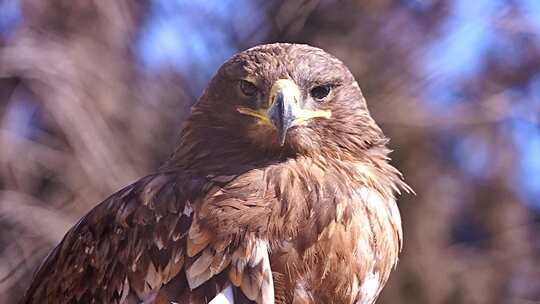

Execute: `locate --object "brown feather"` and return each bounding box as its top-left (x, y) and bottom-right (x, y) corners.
top-left (22, 43), bottom-right (411, 304)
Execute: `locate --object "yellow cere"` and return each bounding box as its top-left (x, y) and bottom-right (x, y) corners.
top-left (237, 78), bottom-right (332, 127)
top-left (270, 79), bottom-right (302, 104)
top-left (236, 107), bottom-right (273, 126)
top-left (293, 109), bottom-right (332, 125)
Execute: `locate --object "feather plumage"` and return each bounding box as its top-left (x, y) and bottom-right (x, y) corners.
top-left (22, 43), bottom-right (410, 304)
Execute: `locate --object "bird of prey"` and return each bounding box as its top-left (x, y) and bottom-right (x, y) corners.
top-left (22, 43), bottom-right (410, 304)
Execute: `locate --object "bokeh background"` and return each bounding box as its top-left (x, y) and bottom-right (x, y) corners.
top-left (0, 0), bottom-right (539, 303)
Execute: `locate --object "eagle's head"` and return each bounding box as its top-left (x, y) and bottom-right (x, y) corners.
top-left (181, 43), bottom-right (388, 166)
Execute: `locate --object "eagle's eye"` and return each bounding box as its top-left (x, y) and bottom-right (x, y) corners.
top-left (310, 85), bottom-right (331, 101)
top-left (239, 80), bottom-right (258, 97)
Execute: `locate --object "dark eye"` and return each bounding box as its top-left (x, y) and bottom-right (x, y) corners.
top-left (310, 85), bottom-right (331, 101)
top-left (239, 80), bottom-right (258, 97)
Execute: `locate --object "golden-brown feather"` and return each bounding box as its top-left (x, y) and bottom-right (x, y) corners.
top-left (23, 43), bottom-right (410, 304)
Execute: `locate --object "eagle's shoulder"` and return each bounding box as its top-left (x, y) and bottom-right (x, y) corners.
top-left (22, 171), bottom-right (209, 304)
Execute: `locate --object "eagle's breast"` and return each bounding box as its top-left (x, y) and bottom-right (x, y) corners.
top-left (263, 159), bottom-right (402, 304)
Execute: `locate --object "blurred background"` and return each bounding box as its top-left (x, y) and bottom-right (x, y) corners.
top-left (0, 0), bottom-right (539, 303)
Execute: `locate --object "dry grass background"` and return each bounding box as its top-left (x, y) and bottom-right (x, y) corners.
top-left (1, 1), bottom-right (539, 303)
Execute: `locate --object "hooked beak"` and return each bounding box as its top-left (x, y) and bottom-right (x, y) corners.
top-left (237, 79), bottom-right (331, 146)
top-left (268, 79), bottom-right (302, 145)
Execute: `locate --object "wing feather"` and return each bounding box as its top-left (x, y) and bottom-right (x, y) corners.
top-left (22, 171), bottom-right (277, 304)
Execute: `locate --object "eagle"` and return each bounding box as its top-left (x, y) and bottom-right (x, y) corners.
top-left (22, 43), bottom-right (410, 304)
